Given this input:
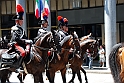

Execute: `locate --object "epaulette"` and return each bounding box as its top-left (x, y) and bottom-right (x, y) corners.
top-left (11, 26), bottom-right (18, 30)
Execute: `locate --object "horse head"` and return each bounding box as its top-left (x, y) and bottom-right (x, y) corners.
top-left (88, 39), bottom-right (99, 58)
top-left (31, 32), bottom-right (55, 63)
top-left (80, 38), bottom-right (99, 58)
top-left (51, 30), bottom-right (75, 53)
top-left (70, 31), bottom-right (81, 55)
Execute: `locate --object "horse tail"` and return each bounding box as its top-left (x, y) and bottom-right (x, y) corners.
top-left (109, 43), bottom-right (124, 83)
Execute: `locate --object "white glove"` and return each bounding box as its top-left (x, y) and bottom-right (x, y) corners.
top-left (25, 40), bottom-right (33, 44)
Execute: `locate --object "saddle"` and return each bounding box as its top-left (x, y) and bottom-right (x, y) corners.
top-left (1, 52), bottom-right (19, 68)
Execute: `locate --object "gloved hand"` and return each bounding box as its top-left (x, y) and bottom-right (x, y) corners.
top-left (25, 40), bottom-right (33, 44)
top-left (8, 42), bottom-right (16, 47)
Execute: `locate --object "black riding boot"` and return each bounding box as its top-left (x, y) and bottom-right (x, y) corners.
top-left (57, 43), bottom-right (61, 54)
top-left (15, 56), bottom-right (24, 73)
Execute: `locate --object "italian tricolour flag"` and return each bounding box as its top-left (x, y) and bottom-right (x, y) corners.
top-left (44, 0), bottom-right (50, 16)
top-left (35, 0), bottom-right (44, 19)
top-left (35, 0), bottom-right (50, 19)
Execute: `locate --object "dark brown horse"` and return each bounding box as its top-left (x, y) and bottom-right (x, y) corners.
top-left (46, 34), bottom-right (76, 83)
top-left (109, 43), bottom-right (124, 83)
top-left (68, 34), bottom-right (99, 83)
top-left (0, 32), bottom-right (56, 83)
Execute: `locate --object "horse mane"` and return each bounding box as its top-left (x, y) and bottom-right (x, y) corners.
top-left (80, 39), bottom-right (96, 47)
top-left (60, 35), bottom-right (71, 46)
top-left (109, 43), bottom-right (124, 83)
top-left (35, 32), bottom-right (52, 46)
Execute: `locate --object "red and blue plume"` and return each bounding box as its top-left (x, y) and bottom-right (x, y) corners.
top-left (16, 4), bottom-right (24, 16)
top-left (42, 12), bottom-right (48, 20)
top-left (57, 16), bottom-right (64, 24)
top-left (63, 18), bottom-right (68, 24)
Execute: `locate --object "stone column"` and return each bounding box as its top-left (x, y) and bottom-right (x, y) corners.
top-left (104, 0), bottom-right (117, 68)
top-left (101, 24), bottom-right (105, 44)
top-left (16, 0), bottom-right (27, 35)
top-left (116, 23), bottom-right (120, 43)
top-left (47, 0), bottom-right (51, 31)
top-left (0, 1), bottom-right (2, 37)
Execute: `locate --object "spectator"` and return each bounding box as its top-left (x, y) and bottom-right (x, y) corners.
top-left (98, 45), bottom-right (105, 67)
top-left (86, 49), bottom-right (93, 69)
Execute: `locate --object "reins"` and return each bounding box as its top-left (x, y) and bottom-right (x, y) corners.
top-left (33, 45), bottom-right (74, 51)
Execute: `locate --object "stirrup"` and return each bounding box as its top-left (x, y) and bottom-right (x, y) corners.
top-left (0, 67), bottom-right (10, 70)
top-left (15, 68), bottom-right (24, 73)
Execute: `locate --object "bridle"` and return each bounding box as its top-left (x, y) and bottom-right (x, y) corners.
top-left (89, 40), bottom-right (99, 59)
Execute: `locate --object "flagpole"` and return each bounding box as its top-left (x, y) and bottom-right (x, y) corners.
top-left (40, 0), bottom-right (44, 28)
top-left (47, 0), bottom-right (51, 31)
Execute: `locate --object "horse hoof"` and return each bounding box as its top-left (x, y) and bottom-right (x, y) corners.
top-left (46, 77), bottom-right (48, 80)
top-left (68, 81), bottom-right (74, 83)
top-left (85, 81), bottom-right (88, 83)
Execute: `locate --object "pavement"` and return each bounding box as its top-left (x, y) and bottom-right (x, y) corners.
top-left (82, 60), bottom-right (111, 73)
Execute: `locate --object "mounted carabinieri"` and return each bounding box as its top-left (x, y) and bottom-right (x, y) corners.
top-left (1, 4), bottom-right (32, 71)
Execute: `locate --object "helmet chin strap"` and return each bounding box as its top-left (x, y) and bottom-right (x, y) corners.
top-left (17, 20), bottom-right (22, 26)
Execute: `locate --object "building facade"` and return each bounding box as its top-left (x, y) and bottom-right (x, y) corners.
top-left (0, 0), bottom-right (124, 45)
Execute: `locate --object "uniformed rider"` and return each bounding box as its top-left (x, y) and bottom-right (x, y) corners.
top-left (57, 16), bottom-right (69, 41)
top-left (1, 4), bottom-right (32, 69)
top-left (34, 12), bottom-right (49, 42)
top-left (57, 16), bottom-right (74, 58)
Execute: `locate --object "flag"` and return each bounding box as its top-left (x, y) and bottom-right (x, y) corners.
top-left (35, 0), bottom-right (44, 19)
top-left (44, 0), bottom-right (50, 16)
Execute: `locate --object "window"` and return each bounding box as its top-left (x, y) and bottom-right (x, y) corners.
top-left (71, 0), bottom-right (82, 8)
top-left (1, 1), bottom-right (6, 14)
top-left (69, 0), bottom-right (73, 9)
top-left (12, 1), bottom-right (16, 14)
top-left (51, 0), bottom-right (56, 10)
top-left (89, 0), bottom-right (95, 7)
top-left (58, 0), bottom-right (63, 10)
top-left (63, 0), bottom-right (69, 9)
top-left (118, 0), bottom-right (124, 4)
top-left (6, 1), bottom-right (11, 14)
top-left (96, 0), bottom-right (102, 6)
top-left (29, 0), bottom-right (34, 13)
top-left (26, 0), bottom-right (29, 13)
top-left (1, 15), bottom-right (15, 28)
top-left (82, 0), bottom-right (88, 8)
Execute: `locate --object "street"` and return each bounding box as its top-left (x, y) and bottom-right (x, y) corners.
top-left (8, 68), bottom-right (114, 83)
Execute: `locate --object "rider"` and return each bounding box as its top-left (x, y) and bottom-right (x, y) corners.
top-left (34, 12), bottom-right (49, 42)
top-left (57, 16), bottom-right (69, 41)
top-left (1, 4), bottom-right (32, 69)
top-left (57, 16), bottom-right (74, 58)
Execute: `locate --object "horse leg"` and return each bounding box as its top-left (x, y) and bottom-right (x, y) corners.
top-left (39, 73), bottom-right (44, 83)
top-left (60, 68), bottom-right (66, 83)
top-left (46, 70), bottom-right (55, 83)
top-left (0, 70), bottom-right (11, 83)
top-left (46, 70), bottom-right (51, 82)
top-left (17, 72), bottom-right (27, 83)
top-left (33, 74), bottom-right (40, 83)
top-left (68, 70), bottom-right (76, 83)
top-left (80, 66), bottom-right (88, 83)
top-left (77, 70), bottom-right (82, 83)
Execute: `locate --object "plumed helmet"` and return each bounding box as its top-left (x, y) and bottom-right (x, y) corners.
top-left (12, 4), bottom-right (24, 20)
top-left (57, 16), bottom-right (68, 27)
top-left (38, 12), bottom-right (48, 25)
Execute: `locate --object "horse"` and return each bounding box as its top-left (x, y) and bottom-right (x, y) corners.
top-left (109, 43), bottom-right (124, 83)
top-left (68, 33), bottom-right (99, 83)
top-left (46, 31), bottom-right (76, 83)
top-left (0, 32), bottom-right (56, 83)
